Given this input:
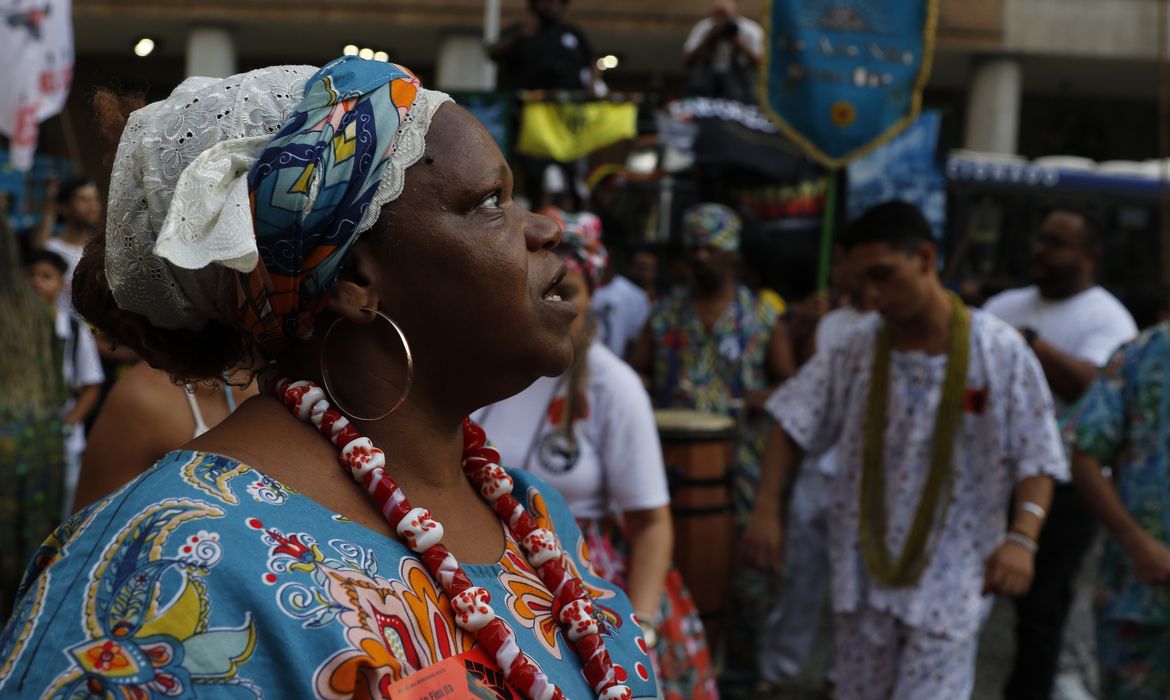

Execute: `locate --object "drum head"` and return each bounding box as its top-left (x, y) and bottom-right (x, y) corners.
top-left (654, 409), bottom-right (736, 441)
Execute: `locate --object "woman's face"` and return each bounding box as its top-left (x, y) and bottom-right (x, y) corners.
top-left (553, 268), bottom-right (591, 347)
top-left (369, 104), bottom-right (576, 409)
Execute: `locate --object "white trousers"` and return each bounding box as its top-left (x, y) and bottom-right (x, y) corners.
top-left (834, 604), bottom-right (990, 700)
top-left (760, 464), bottom-right (833, 683)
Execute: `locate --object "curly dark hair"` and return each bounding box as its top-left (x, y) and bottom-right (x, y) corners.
top-left (71, 89), bottom-right (253, 383)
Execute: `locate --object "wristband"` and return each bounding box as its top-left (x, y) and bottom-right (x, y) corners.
top-left (1018, 501), bottom-right (1047, 521)
top-left (1005, 531), bottom-right (1038, 553)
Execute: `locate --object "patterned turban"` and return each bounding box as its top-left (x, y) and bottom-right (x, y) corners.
top-left (540, 207), bottom-right (608, 292)
top-left (105, 56), bottom-right (451, 356)
top-left (682, 203), bottom-right (742, 252)
top-left (241, 58), bottom-right (451, 355)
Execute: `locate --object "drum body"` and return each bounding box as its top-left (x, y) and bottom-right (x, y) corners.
top-left (655, 409), bottom-right (736, 651)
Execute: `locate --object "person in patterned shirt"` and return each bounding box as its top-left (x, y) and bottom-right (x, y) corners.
top-left (1068, 324), bottom-right (1170, 700)
top-left (744, 201), bottom-right (1067, 700)
top-left (630, 202), bottom-right (794, 697)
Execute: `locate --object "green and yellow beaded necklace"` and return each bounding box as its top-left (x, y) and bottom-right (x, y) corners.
top-left (859, 291), bottom-right (969, 587)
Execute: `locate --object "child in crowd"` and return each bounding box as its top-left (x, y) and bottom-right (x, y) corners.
top-left (24, 249), bottom-right (104, 516)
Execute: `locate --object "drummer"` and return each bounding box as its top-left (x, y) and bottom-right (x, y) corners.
top-left (474, 208), bottom-right (718, 700)
top-left (630, 202), bottom-right (795, 697)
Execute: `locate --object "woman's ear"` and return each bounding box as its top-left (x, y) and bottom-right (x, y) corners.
top-left (326, 239), bottom-right (382, 322)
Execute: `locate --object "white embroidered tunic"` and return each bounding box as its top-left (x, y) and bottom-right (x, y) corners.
top-left (767, 311), bottom-right (1067, 638)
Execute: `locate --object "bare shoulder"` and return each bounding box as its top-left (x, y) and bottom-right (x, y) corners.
top-left (106, 363), bottom-right (187, 414)
top-left (185, 396), bottom-right (388, 535)
top-left (185, 395), bottom-right (338, 479)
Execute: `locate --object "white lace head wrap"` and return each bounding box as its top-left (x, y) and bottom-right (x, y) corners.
top-left (104, 58), bottom-right (452, 348)
top-left (105, 65), bottom-right (315, 330)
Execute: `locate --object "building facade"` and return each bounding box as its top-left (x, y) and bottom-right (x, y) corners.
top-left (27, 0), bottom-right (1169, 188)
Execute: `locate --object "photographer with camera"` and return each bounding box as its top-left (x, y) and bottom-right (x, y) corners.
top-left (683, 0), bottom-right (764, 103)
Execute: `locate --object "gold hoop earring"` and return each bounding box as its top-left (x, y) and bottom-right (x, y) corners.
top-left (319, 306), bottom-right (414, 421)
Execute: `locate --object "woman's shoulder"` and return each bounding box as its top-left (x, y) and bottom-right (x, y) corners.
top-left (506, 468), bottom-right (575, 522)
top-left (102, 363), bottom-right (187, 420)
top-left (585, 343), bottom-right (656, 429)
top-left (0, 450), bottom-right (413, 698)
top-left (3, 454), bottom-right (658, 699)
top-left (586, 342), bottom-right (644, 388)
top-left (498, 469), bottom-right (658, 695)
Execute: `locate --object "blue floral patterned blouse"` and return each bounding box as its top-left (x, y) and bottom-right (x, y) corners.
top-left (1068, 323), bottom-right (1170, 625)
top-left (0, 451), bottom-right (659, 699)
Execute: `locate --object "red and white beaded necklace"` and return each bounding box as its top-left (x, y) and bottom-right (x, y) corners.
top-left (268, 375), bottom-right (633, 700)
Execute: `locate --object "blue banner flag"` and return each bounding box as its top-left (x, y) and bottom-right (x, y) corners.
top-left (760, 0), bottom-right (938, 168)
top-left (847, 111), bottom-right (944, 238)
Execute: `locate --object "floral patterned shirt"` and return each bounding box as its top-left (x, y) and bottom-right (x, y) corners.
top-left (766, 311), bottom-right (1067, 639)
top-left (649, 285), bottom-right (778, 522)
top-left (1067, 323), bottom-right (1170, 625)
top-left (649, 285), bottom-right (776, 415)
top-left (0, 451), bottom-right (659, 699)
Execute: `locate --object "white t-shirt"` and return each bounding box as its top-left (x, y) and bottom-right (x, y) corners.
top-left (768, 311), bottom-right (1066, 638)
top-left (42, 236), bottom-right (85, 309)
top-left (683, 16), bottom-right (764, 73)
top-left (472, 341), bottom-right (669, 520)
top-left (591, 275), bottom-right (651, 360)
top-left (983, 285), bottom-right (1137, 414)
top-left (55, 309), bottom-right (105, 458)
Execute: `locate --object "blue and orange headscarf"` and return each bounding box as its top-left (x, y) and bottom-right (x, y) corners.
top-left (540, 207), bottom-right (608, 292)
top-left (239, 57), bottom-right (451, 355)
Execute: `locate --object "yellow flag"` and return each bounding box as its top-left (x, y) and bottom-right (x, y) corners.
top-left (517, 102), bottom-right (637, 162)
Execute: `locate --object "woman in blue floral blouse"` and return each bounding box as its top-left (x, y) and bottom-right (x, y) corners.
top-left (0, 58), bottom-right (657, 700)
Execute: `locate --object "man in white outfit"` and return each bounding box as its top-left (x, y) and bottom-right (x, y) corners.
top-left (743, 201), bottom-right (1067, 700)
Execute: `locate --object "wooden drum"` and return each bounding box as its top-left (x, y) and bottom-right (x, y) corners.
top-left (655, 409), bottom-right (736, 650)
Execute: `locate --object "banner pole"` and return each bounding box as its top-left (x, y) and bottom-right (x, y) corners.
top-left (817, 169), bottom-right (838, 292)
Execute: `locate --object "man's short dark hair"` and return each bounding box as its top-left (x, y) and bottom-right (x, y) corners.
top-left (1040, 204), bottom-right (1101, 251)
top-left (24, 248), bottom-right (68, 275)
top-left (56, 176), bottom-right (96, 206)
top-left (838, 200), bottom-right (934, 253)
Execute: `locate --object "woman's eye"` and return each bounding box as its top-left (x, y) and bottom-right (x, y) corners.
top-left (479, 192), bottom-right (501, 209)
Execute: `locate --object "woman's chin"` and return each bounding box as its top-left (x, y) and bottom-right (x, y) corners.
top-left (540, 338), bottom-right (576, 378)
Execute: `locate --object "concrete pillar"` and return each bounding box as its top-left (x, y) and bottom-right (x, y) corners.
top-left (185, 26), bottom-right (237, 79)
top-left (436, 35), bottom-right (493, 91)
top-left (963, 57), bottom-right (1022, 154)
top-left (482, 0), bottom-right (501, 90)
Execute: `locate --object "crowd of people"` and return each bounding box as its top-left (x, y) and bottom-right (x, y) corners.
top-left (2, 2), bottom-right (1170, 700)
